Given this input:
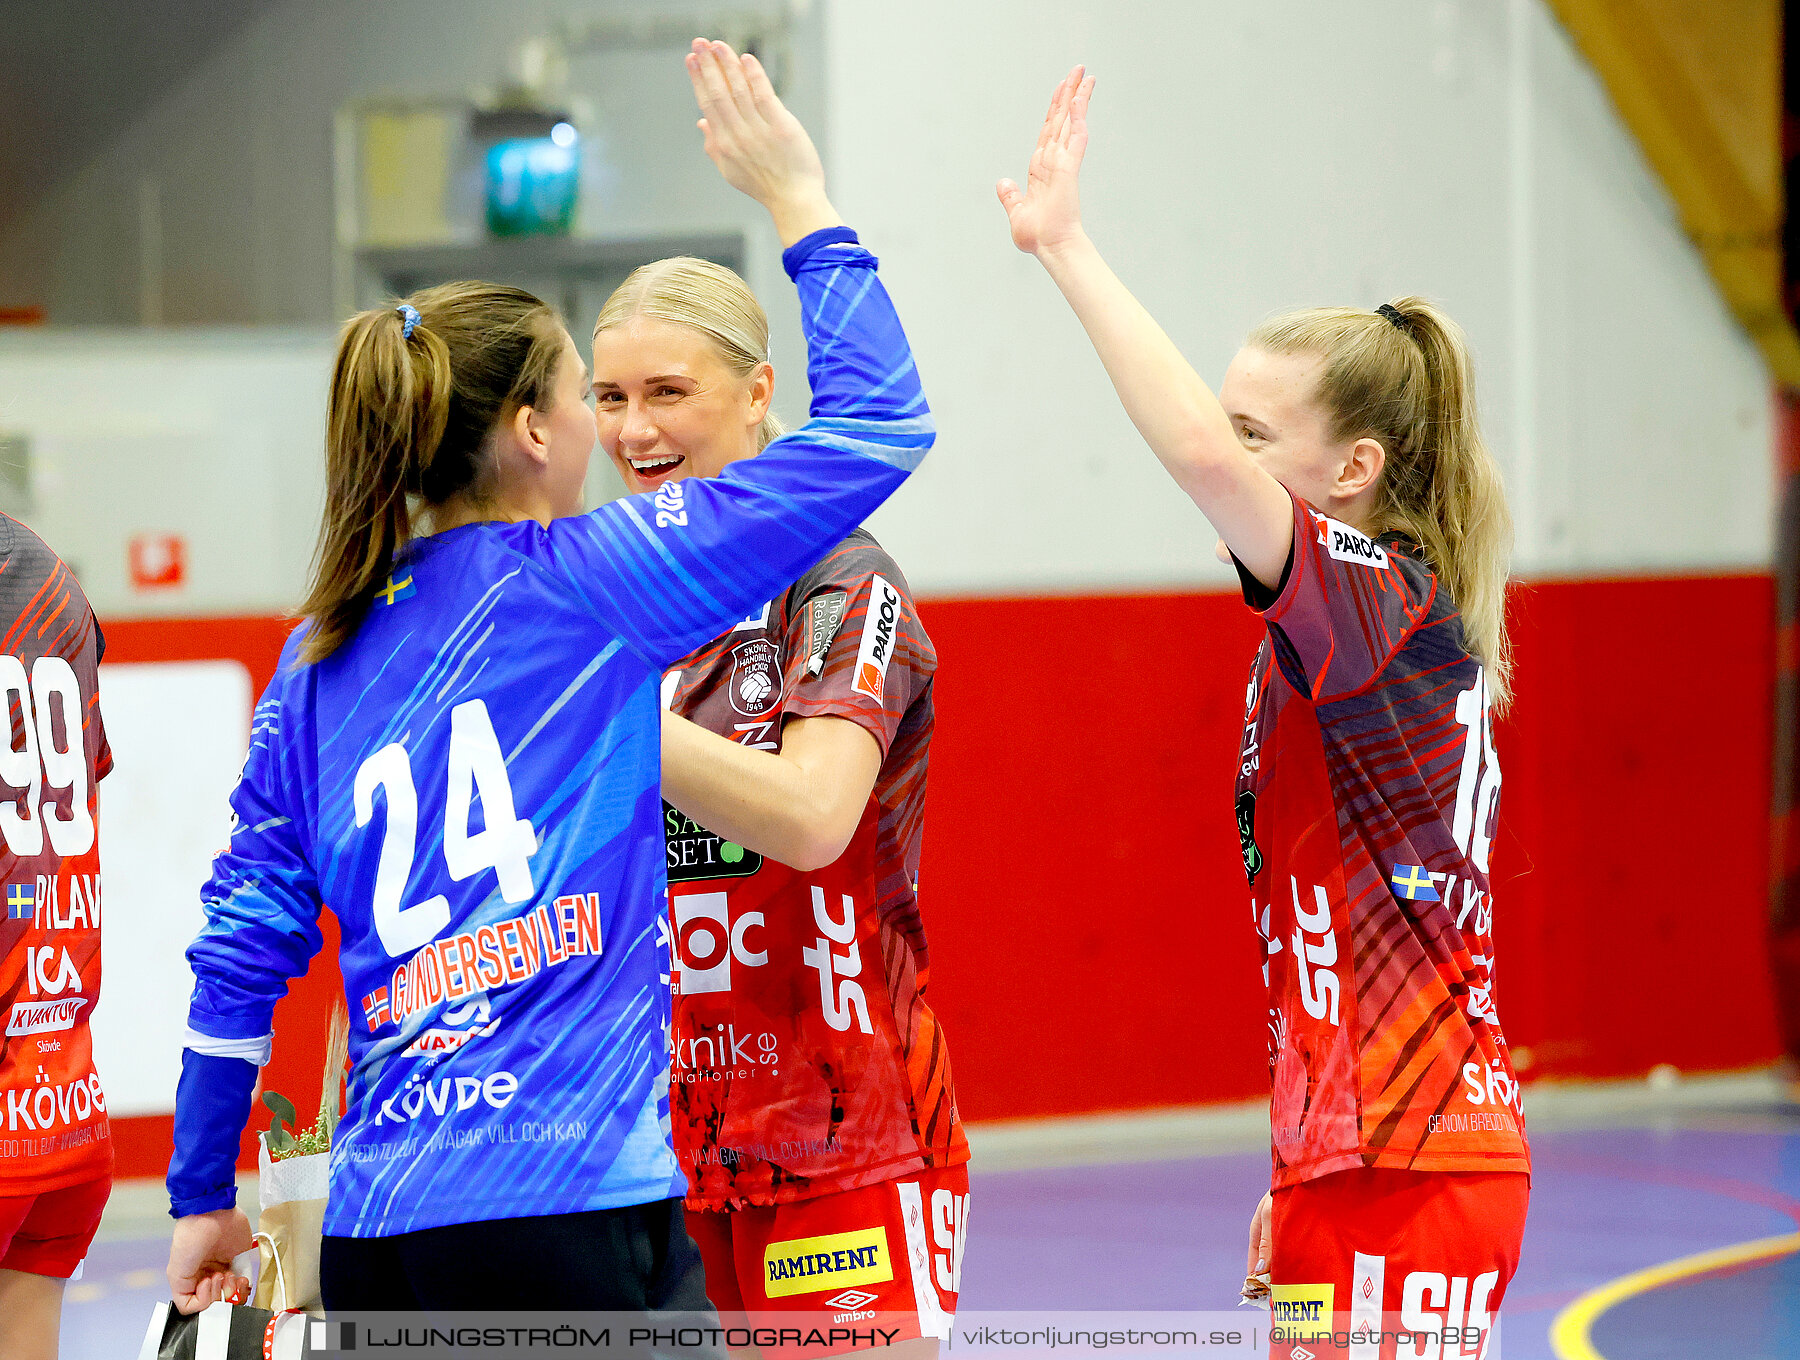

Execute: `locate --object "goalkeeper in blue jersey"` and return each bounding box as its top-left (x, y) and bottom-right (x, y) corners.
top-left (164, 40), bottom-right (932, 1313)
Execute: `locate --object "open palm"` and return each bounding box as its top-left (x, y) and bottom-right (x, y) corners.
top-left (686, 38), bottom-right (825, 210)
top-left (997, 66), bottom-right (1095, 257)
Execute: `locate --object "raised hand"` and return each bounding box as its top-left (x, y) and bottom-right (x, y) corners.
top-left (996, 66), bottom-right (1095, 258)
top-left (686, 38), bottom-right (841, 246)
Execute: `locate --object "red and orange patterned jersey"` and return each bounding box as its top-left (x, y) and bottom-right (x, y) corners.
top-left (0, 515), bottom-right (113, 1196)
top-left (665, 529), bottom-right (966, 1209)
top-left (1236, 491), bottom-right (1528, 1191)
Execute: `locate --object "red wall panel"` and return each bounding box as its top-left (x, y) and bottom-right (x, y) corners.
top-left (99, 578), bottom-right (1781, 1177)
top-left (914, 592), bottom-right (1272, 1118)
top-left (1494, 575), bottom-right (1779, 1079)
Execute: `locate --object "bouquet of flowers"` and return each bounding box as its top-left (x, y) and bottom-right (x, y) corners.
top-left (249, 1002), bottom-right (347, 1317)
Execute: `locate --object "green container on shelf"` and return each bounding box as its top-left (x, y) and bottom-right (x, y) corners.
top-left (484, 127), bottom-right (579, 238)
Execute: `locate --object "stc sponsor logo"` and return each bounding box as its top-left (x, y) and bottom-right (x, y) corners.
top-left (672, 891), bottom-right (767, 994)
top-left (1288, 878), bottom-right (1341, 1027)
top-left (1461, 1057), bottom-right (1523, 1114)
top-left (5, 1072), bottom-right (106, 1133)
top-left (361, 895), bottom-right (602, 1033)
top-left (372, 1069), bottom-right (519, 1126)
top-left (763, 1227), bottom-right (893, 1299)
top-left (851, 576), bottom-right (901, 700)
top-left (1400, 1270), bottom-right (1499, 1357)
top-left (804, 887), bottom-right (873, 1034)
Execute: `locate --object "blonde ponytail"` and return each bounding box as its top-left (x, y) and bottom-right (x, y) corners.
top-left (1248, 298), bottom-right (1514, 710)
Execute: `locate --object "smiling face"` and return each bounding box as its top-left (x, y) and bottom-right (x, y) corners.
top-left (590, 316), bottom-right (771, 494)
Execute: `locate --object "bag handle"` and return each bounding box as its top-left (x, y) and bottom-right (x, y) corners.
top-left (252, 1230), bottom-right (290, 1312)
top-left (262, 1308), bottom-right (309, 1360)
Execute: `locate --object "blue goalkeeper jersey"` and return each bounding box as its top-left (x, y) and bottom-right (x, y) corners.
top-left (173, 229), bottom-right (932, 1236)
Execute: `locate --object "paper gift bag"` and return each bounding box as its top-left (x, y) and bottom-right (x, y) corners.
top-left (251, 1137), bottom-right (329, 1317)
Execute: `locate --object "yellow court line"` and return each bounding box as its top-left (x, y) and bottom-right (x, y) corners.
top-left (1550, 1231), bottom-right (1800, 1360)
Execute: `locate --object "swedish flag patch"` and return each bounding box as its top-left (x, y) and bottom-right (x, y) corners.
top-left (374, 573), bottom-right (416, 606)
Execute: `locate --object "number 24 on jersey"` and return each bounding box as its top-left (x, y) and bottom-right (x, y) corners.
top-left (354, 700), bottom-right (538, 957)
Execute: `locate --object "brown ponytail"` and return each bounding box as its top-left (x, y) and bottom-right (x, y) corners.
top-left (1248, 297), bottom-right (1515, 710)
top-left (298, 282), bottom-right (567, 663)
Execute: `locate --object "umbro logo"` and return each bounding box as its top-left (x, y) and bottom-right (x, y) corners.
top-left (824, 1288), bottom-right (880, 1310)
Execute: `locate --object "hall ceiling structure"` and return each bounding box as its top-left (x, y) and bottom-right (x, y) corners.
top-left (1545, 0), bottom-right (1799, 384)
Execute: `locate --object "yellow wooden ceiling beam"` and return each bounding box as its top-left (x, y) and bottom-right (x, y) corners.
top-left (1546, 0), bottom-right (1800, 386)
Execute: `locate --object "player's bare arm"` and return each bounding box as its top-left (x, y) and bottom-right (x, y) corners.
top-left (662, 710), bottom-right (881, 872)
top-left (998, 68), bottom-right (1295, 589)
top-left (687, 38), bottom-right (842, 246)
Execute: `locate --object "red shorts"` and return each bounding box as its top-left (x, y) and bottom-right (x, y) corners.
top-left (0, 1175), bottom-right (111, 1279)
top-left (1269, 1168), bottom-right (1528, 1359)
top-left (689, 1165), bottom-right (969, 1354)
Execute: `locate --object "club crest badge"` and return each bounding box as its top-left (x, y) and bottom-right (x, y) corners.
top-left (728, 638), bottom-right (782, 717)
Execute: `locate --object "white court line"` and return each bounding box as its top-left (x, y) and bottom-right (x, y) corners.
top-left (95, 1067), bottom-right (1793, 1237)
top-left (963, 1067), bottom-right (1792, 1171)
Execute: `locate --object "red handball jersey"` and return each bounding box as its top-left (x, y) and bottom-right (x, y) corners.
top-left (0, 515), bottom-right (113, 1196)
top-left (1235, 491), bottom-right (1528, 1192)
top-left (665, 529), bottom-right (966, 1209)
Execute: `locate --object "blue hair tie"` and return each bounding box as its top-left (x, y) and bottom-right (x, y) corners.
top-left (396, 304), bottom-right (420, 339)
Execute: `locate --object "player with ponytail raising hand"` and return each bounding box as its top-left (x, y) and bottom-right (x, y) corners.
top-left (1000, 71), bottom-right (1527, 1357)
top-left (162, 43), bottom-right (933, 1313)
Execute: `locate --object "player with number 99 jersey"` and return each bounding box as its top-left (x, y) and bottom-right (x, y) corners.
top-left (0, 514), bottom-right (113, 1287)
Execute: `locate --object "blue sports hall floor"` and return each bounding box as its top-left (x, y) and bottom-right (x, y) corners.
top-left (69, 1073), bottom-right (1800, 1359)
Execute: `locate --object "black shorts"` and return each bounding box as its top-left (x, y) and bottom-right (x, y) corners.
top-left (319, 1197), bottom-right (710, 1312)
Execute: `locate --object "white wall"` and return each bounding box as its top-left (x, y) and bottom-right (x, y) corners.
top-left (91, 661), bottom-right (251, 1114)
top-left (0, 0), bottom-right (1774, 615)
top-left (830, 0), bottom-right (1772, 588)
top-left (0, 0), bottom-right (823, 329)
top-left (0, 330), bottom-right (332, 619)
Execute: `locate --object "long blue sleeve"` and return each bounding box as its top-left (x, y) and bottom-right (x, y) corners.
top-left (168, 1051), bottom-right (257, 1216)
top-left (172, 674), bottom-right (323, 1217)
top-left (185, 683), bottom-right (325, 1042)
top-left (548, 228), bottom-right (933, 668)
